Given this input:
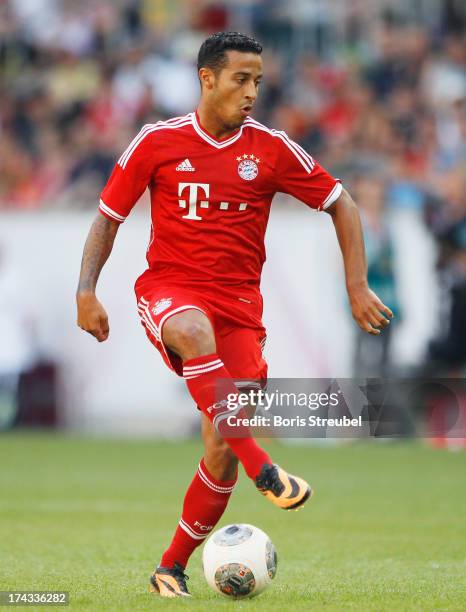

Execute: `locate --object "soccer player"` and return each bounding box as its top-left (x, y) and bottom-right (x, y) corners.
top-left (76, 32), bottom-right (393, 597)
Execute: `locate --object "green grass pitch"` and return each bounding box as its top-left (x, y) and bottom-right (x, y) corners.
top-left (1, 433), bottom-right (465, 611)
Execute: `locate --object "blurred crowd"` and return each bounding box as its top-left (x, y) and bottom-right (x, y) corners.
top-left (1, 0), bottom-right (466, 372)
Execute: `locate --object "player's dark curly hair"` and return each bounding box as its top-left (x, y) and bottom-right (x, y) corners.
top-left (197, 31), bottom-right (262, 74)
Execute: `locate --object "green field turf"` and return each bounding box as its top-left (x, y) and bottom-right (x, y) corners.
top-left (0, 433), bottom-right (465, 611)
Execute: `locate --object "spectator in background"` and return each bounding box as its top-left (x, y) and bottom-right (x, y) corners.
top-left (1, 0), bottom-right (465, 213)
top-left (425, 168), bottom-right (466, 376)
top-left (428, 233), bottom-right (466, 376)
top-left (352, 175), bottom-right (401, 377)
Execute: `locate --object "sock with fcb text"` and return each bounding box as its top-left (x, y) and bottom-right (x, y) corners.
top-left (183, 353), bottom-right (272, 480)
top-left (160, 458), bottom-right (237, 569)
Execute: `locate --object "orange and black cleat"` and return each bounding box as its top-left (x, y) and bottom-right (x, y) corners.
top-left (149, 562), bottom-right (191, 598)
top-left (255, 463), bottom-right (312, 510)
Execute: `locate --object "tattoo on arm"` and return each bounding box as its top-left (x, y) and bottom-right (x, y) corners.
top-left (77, 215), bottom-right (120, 294)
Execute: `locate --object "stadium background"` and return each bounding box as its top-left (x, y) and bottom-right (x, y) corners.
top-left (1, 1), bottom-right (466, 610)
top-left (1, 0), bottom-right (465, 434)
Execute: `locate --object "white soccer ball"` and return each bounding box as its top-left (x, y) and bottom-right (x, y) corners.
top-left (202, 523), bottom-right (277, 598)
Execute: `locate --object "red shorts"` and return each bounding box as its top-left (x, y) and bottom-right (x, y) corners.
top-left (134, 280), bottom-right (268, 386)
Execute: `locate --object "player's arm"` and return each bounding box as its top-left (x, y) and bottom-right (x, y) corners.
top-left (325, 188), bottom-right (393, 335)
top-left (76, 124), bottom-right (158, 342)
top-left (272, 133), bottom-right (393, 334)
top-left (76, 214), bottom-right (120, 342)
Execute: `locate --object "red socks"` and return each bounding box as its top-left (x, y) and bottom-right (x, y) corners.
top-left (160, 459), bottom-right (237, 569)
top-left (183, 353), bottom-right (271, 480)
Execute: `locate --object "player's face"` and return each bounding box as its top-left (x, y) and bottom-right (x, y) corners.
top-left (208, 51), bottom-right (263, 130)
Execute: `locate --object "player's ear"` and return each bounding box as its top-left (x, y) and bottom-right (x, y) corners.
top-left (199, 67), bottom-right (215, 91)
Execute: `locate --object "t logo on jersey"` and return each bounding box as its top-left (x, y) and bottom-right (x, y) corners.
top-left (178, 183), bottom-right (248, 220)
top-left (178, 182), bottom-right (209, 220)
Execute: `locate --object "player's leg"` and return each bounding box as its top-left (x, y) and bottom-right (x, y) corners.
top-left (140, 291), bottom-right (305, 597)
top-left (201, 412), bottom-right (239, 481)
top-left (164, 309), bottom-right (311, 511)
top-left (153, 416), bottom-right (239, 594)
top-left (148, 308), bottom-right (270, 597)
top-left (217, 325), bottom-right (313, 512)
top-left (162, 308), bottom-right (273, 479)
top-left (138, 286), bottom-right (310, 512)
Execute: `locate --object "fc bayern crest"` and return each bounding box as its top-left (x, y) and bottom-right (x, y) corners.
top-left (236, 154), bottom-right (260, 181)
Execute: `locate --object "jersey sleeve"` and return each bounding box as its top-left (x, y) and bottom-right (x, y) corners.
top-left (273, 131), bottom-right (342, 211)
top-left (98, 125), bottom-right (158, 223)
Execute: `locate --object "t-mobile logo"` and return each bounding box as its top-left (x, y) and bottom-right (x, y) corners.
top-left (178, 182), bottom-right (248, 220)
top-left (178, 182), bottom-right (209, 220)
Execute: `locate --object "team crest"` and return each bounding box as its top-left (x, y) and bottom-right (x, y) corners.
top-left (152, 298), bottom-right (172, 315)
top-left (236, 154), bottom-right (260, 181)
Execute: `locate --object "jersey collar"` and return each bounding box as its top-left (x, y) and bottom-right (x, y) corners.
top-left (191, 111), bottom-right (244, 149)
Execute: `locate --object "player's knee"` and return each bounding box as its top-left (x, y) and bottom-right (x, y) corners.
top-left (176, 321), bottom-right (214, 356)
top-left (164, 312), bottom-right (215, 359)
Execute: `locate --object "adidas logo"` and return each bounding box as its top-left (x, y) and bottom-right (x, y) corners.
top-left (176, 158), bottom-right (195, 172)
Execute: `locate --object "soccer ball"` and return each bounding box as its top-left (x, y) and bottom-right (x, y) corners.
top-left (202, 523), bottom-right (277, 598)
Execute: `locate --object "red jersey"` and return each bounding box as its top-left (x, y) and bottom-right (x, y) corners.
top-left (99, 111), bottom-right (341, 292)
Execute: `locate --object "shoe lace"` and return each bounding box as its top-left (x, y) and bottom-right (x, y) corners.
top-left (172, 562), bottom-right (190, 588)
top-left (255, 464), bottom-right (283, 496)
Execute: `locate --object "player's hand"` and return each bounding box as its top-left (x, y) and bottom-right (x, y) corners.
top-left (76, 292), bottom-right (110, 342)
top-left (348, 285), bottom-right (393, 335)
